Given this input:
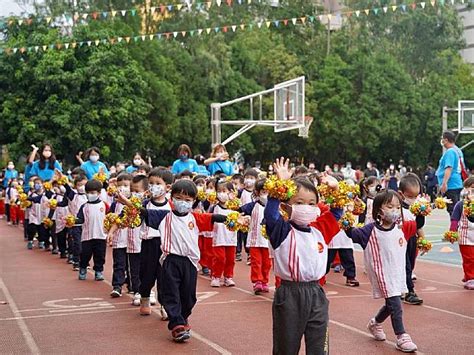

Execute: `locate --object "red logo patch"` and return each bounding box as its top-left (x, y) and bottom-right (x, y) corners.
top-left (100, 207), bottom-right (104, 213)
top-left (188, 222), bottom-right (195, 230)
top-left (399, 237), bottom-right (404, 247)
top-left (318, 242), bottom-right (324, 253)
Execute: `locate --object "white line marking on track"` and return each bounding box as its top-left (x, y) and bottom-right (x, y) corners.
top-left (421, 305), bottom-right (474, 320)
top-left (48, 306), bottom-right (115, 313)
top-left (197, 299), bottom-right (269, 306)
top-left (0, 307), bottom-right (137, 321)
top-left (0, 277), bottom-right (41, 354)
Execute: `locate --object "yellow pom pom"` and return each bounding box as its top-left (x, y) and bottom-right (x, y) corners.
top-left (207, 192), bottom-right (217, 205)
top-left (417, 236), bottom-right (432, 255)
top-left (264, 176), bottom-right (297, 201)
top-left (104, 213), bottom-right (121, 232)
top-left (352, 198), bottom-right (366, 216)
top-left (65, 214), bottom-right (76, 228)
top-left (409, 198), bottom-right (432, 217)
top-left (48, 199), bottom-right (58, 210)
top-left (56, 176), bottom-right (69, 186)
top-left (42, 217), bottom-right (54, 229)
top-left (43, 182), bottom-right (52, 191)
top-left (107, 186), bottom-right (117, 197)
top-left (435, 197), bottom-right (447, 210)
top-left (224, 211), bottom-right (248, 233)
top-left (197, 188), bottom-right (207, 201)
top-left (464, 200), bottom-right (474, 218)
top-left (442, 231), bottom-right (459, 244)
top-left (338, 212), bottom-right (355, 231)
top-left (318, 181), bottom-right (359, 208)
top-left (93, 172), bottom-right (107, 183)
top-left (225, 198), bottom-right (241, 211)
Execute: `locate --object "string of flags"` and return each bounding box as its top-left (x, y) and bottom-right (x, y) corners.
top-left (0, 0), bottom-right (259, 27)
top-left (0, 0), bottom-right (458, 55)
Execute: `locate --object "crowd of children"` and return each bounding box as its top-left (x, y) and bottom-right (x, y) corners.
top-left (0, 153), bottom-right (472, 354)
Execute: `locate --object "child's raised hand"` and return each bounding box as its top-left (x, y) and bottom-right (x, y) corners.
top-left (321, 173), bottom-right (338, 189)
top-left (273, 157), bottom-right (292, 181)
top-left (116, 192), bottom-right (132, 207)
top-left (237, 214), bottom-right (251, 226)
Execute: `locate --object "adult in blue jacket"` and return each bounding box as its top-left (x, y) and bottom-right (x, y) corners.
top-left (171, 144), bottom-right (199, 175)
top-left (3, 162), bottom-right (18, 188)
top-left (204, 144), bottom-right (233, 176)
top-left (29, 143), bottom-right (62, 182)
top-left (81, 146), bottom-right (109, 180)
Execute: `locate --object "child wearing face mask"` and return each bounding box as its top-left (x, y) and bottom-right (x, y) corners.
top-left (138, 169), bottom-right (173, 317)
top-left (80, 147), bottom-right (109, 180)
top-left (236, 168), bottom-right (258, 263)
top-left (399, 173), bottom-right (425, 305)
top-left (239, 179), bottom-right (272, 294)
top-left (26, 177), bottom-right (43, 249)
top-left (27, 177), bottom-right (54, 250)
top-left (345, 190), bottom-right (425, 353)
top-left (108, 173), bottom-right (133, 298)
top-left (48, 181), bottom-right (69, 258)
top-left (449, 177), bottom-right (474, 290)
top-left (193, 177), bottom-right (212, 276)
top-left (113, 179), bottom-right (241, 342)
top-left (210, 180), bottom-right (240, 287)
top-left (265, 158), bottom-right (342, 355)
top-left (76, 179), bottom-right (109, 281)
top-left (62, 173), bottom-right (89, 269)
top-left (359, 176), bottom-right (381, 225)
top-left (5, 179), bottom-right (19, 225)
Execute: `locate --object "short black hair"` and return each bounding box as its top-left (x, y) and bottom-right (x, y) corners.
top-left (149, 168), bottom-right (174, 185)
top-left (85, 179), bottom-right (102, 193)
top-left (442, 130), bottom-right (456, 143)
top-left (194, 177), bottom-right (206, 186)
top-left (464, 176), bottom-right (474, 188)
top-left (117, 173), bottom-right (133, 182)
top-left (372, 190), bottom-right (402, 222)
top-left (292, 177), bottom-right (319, 202)
top-left (71, 167), bottom-right (86, 176)
top-left (216, 179), bottom-right (235, 192)
top-left (179, 170), bottom-right (194, 179)
top-left (137, 164), bottom-right (151, 174)
top-left (132, 175), bottom-right (149, 190)
top-left (399, 173), bottom-right (422, 193)
top-left (244, 168), bottom-right (259, 179)
top-left (232, 173), bottom-right (244, 183)
top-left (171, 179), bottom-right (198, 198)
top-left (255, 178), bottom-right (266, 193)
top-left (74, 174), bottom-right (87, 186)
top-left (194, 154), bottom-right (205, 165)
top-left (294, 165), bottom-right (308, 176)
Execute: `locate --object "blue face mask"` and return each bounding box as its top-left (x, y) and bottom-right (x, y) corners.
top-left (34, 183), bottom-right (42, 191)
top-left (173, 198), bottom-right (193, 214)
top-left (179, 154), bottom-right (188, 161)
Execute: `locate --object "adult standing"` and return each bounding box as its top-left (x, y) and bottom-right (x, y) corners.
top-left (204, 144), bottom-right (234, 176)
top-left (364, 162), bottom-right (378, 178)
top-left (80, 147), bottom-right (109, 180)
top-left (424, 164), bottom-right (438, 202)
top-left (384, 164), bottom-right (400, 191)
top-left (436, 131), bottom-right (466, 215)
top-left (126, 153), bottom-right (146, 174)
top-left (341, 161), bottom-right (357, 183)
top-left (3, 161), bottom-right (18, 188)
top-left (171, 144), bottom-right (199, 175)
top-left (29, 143), bottom-right (62, 181)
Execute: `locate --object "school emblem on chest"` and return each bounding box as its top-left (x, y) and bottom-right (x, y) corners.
top-left (188, 221), bottom-right (195, 230)
top-left (100, 207), bottom-right (104, 212)
top-left (317, 242), bottom-right (324, 253)
top-left (399, 237), bottom-right (404, 247)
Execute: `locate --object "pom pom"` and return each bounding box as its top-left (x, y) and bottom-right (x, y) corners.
top-left (207, 191), bottom-right (217, 205)
top-left (18, 192), bottom-right (31, 209)
top-left (93, 171), bottom-right (107, 183)
top-left (43, 182), bottom-right (52, 191)
top-left (261, 224), bottom-right (268, 239)
top-left (435, 197), bottom-right (449, 210)
top-left (464, 200), bottom-right (474, 218)
top-left (42, 217), bottom-right (54, 229)
top-left (225, 211), bottom-right (248, 233)
top-left (119, 197), bottom-right (142, 228)
top-left (48, 199), bottom-right (58, 210)
top-left (417, 236), bottom-right (432, 256)
top-left (409, 197), bottom-right (432, 217)
top-left (56, 176), bottom-right (69, 186)
top-left (318, 181), bottom-right (359, 208)
top-left (338, 212), bottom-right (355, 231)
top-left (107, 186), bottom-right (117, 197)
top-left (65, 214), bottom-right (76, 228)
top-left (17, 186), bottom-right (24, 194)
top-left (196, 188), bottom-right (207, 201)
top-left (352, 198), bottom-right (366, 216)
top-left (104, 213), bottom-right (121, 232)
top-left (442, 231), bottom-right (459, 244)
top-left (264, 176), bottom-right (297, 201)
top-left (225, 197), bottom-right (241, 211)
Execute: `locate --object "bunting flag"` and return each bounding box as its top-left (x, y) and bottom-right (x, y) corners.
top-left (0, 0), bottom-right (458, 56)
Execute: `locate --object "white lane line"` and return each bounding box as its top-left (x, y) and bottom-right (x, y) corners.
top-left (0, 277), bottom-right (41, 354)
top-left (421, 305), bottom-right (474, 320)
top-left (197, 299), bottom-right (269, 306)
top-left (94, 270), bottom-right (233, 355)
top-left (48, 306), bottom-right (115, 313)
top-left (0, 307), bottom-right (137, 321)
top-left (19, 301), bottom-right (131, 313)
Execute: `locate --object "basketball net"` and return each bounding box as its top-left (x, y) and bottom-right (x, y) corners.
top-left (298, 116), bottom-right (314, 138)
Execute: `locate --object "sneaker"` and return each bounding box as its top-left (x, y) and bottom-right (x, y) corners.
top-left (334, 264), bottom-right (343, 273)
top-left (95, 271), bottom-right (104, 281)
top-left (201, 267), bottom-right (210, 276)
top-left (38, 241), bottom-right (45, 249)
top-left (464, 280), bottom-right (474, 290)
top-left (411, 272), bottom-right (417, 281)
top-left (60, 252), bottom-right (67, 259)
top-left (396, 333), bottom-right (417, 352)
top-left (160, 305), bottom-right (168, 321)
top-left (78, 268), bottom-right (87, 280)
top-left (27, 241), bottom-right (33, 250)
top-left (110, 287), bottom-right (122, 298)
top-left (261, 283), bottom-right (270, 293)
top-left (403, 291), bottom-right (423, 305)
top-left (73, 263), bottom-right (80, 271)
top-left (140, 297), bottom-right (151, 316)
top-left (150, 291), bottom-right (157, 305)
top-left (51, 248), bottom-right (59, 255)
top-left (346, 278), bottom-right (360, 287)
top-left (253, 281), bottom-right (263, 295)
top-left (7, 221), bottom-right (11, 226)
top-left (246, 256), bottom-right (251, 265)
top-left (367, 318), bottom-right (386, 341)
top-left (224, 277), bottom-right (235, 287)
top-left (235, 252), bottom-right (242, 262)
top-left (171, 325), bottom-right (190, 343)
top-left (210, 277), bottom-right (221, 287)
top-left (67, 255), bottom-right (74, 264)
top-left (132, 293), bottom-right (141, 306)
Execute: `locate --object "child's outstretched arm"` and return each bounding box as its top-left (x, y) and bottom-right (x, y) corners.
top-left (344, 224), bottom-right (374, 249)
top-left (449, 201), bottom-right (463, 231)
top-left (264, 197), bottom-right (292, 250)
top-left (402, 215), bottom-right (425, 240)
top-left (239, 201), bottom-right (256, 216)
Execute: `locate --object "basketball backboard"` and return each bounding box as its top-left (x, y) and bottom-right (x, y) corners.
top-left (274, 76), bottom-right (305, 132)
top-left (458, 100), bottom-right (474, 133)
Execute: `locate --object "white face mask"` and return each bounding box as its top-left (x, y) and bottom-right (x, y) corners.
top-left (59, 185), bottom-right (66, 194)
top-left (173, 198), bottom-right (193, 214)
top-left (87, 193), bottom-right (99, 202)
top-left (217, 192), bottom-right (230, 203)
top-left (259, 193), bottom-right (268, 205)
top-left (132, 192), bottom-right (145, 200)
top-left (77, 185), bottom-right (86, 194)
top-left (90, 154), bottom-right (99, 163)
top-left (381, 209), bottom-right (401, 224)
top-left (368, 186), bottom-right (377, 197)
top-left (118, 186), bottom-right (131, 198)
top-left (290, 204), bottom-right (321, 226)
top-left (206, 189), bottom-right (214, 194)
top-left (404, 197), bottom-right (417, 206)
top-left (244, 178), bottom-right (256, 188)
top-left (149, 184), bottom-right (165, 198)
top-left (7, 164), bottom-right (14, 170)
top-left (133, 158), bottom-right (142, 166)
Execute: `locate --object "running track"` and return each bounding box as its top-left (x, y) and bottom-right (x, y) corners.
top-left (0, 221), bottom-right (472, 354)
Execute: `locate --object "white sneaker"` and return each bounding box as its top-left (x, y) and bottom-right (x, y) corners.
top-left (396, 333), bottom-right (417, 352)
top-left (367, 318), bottom-right (386, 341)
top-left (224, 277), bottom-right (235, 287)
top-left (132, 293), bottom-right (141, 306)
top-left (150, 291), bottom-right (157, 305)
top-left (210, 277), bottom-right (221, 287)
top-left (160, 305), bottom-right (168, 321)
top-left (411, 272), bottom-right (417, 281)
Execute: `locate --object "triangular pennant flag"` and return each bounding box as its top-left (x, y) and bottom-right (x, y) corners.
top-left (18, 19), bottom-right (23, 25)
top-left (283, 19), bottom-right (288, 25)
top-left (265, 21), bottom-right (271, 28)
top-left (257, 21), bottom-right (263, 28)
top-left (177, 4), bottom-right (183, 10)
top-left (392, 5), bottom-right (397, 11)
top-left (248, 24), bottom-right (253, 29)
top-left (410, 3), bottom-right (416, 9)
top-left (125, 37), bottom-right (131, 43)
top-left (274, 20), bottom-right (279, 27)
top-left (141, 35), bottom-right (146, 41)
top-left (19, 47), bottom-right (26, 53)
top-left (173, 32), bottom-right (178, 38)
top-left (373, 8), bottom-right (379, 15)
top-left (27, 47), bottom-right (32, 52)
top-left (227, 0), bottom-right (233, 5)
top-left (383, 6), bottom-right (388, 13)
top-left (217, 0), bottom-right (222, 6)
top-left (49, 44), bottom-right (54, 50)
top-left (111, 10), bottom-right (117, 17)
top-left (13, 48), bottom-right (18, 54)
top-left (346, 12), bottom-right (353, 18)
top-left (309, 16), bottom-right (314, 23)
top-left (56, 43), bottom-right (62, 49)
top-left (401, 4), bottom-right (407, 11)
top-left (92, 12), bottom-right (99, 19)
top-left (206, 2), bottom-right (212, 9)
top-left (131, 9), bottom-right (136, 16)
top-left (27, 18), bottom-right (32, 25)
top-left (42, 45), bottom-right (47, 51)
top-left (214, 27), bottom-right (220, 33)
top-left (240, 24), bottom-right (245, 30)
top-left (206, 28), bottom-right (212, 34)
top-left (94, 40), bottom-right (100, 46)
top-left (157, 34), bottom-right (162, 40)
top-left (421, 2), bottom-right (426, 8)
top-left (181, 31), bottom-right (187, 37)
top-left (318, 15), bottom-right (324, 22)
top-left (82, 13), bottom-right (88, 19)
top-left (74, 13), bottom-right (79, 21)
top-left (134, 36), bottom-right (139, 42)
top-left (102, 12), bottom-right (108, 18)
top-left (430, 0), bottom-right (435, 6)
top-left (198, 29), bottom-right (203, 35)
top-left (121, 10), bottom-right (126, 16)
top-left (291, 18), bottom-right (297, 25)
top-left (149, 34), bottom-right (154, 40)
top-left (355, 10), bottom-right (360, 17)
top-left (248, 0), bottom-right (252, 3)
top-left (71, 42), bottom-right (77, 48)
top-left (160, 5), bottom-right (166, 13)
top-left (109, 38), bottom-right (115, 44)
top-left (223, 26), bottom-right (228, 32)
top-left (167, 5), bottom-right (173, 11)
top-left (34, 46), bottom-right (39, 52)
top-left (165, 33), bottom-right (171, 39)
top-left (190, 30), bottom-right (195, 36)
top-left (117, 37), bottom-right (123, 42)
top-left (64, 43), bottom-right (70, 49)
top-left (150, 6), bottom-right (156, 13)
top-left (87, 41), bottom-right (92, 46)
top-left (46, 16), bottom-right (52, 23)
top-left (301, 17), bottom-right (306, 24)
top-left (364, 9), bottom-right (369, 15)
top-left (231, 25), bottom-right (237, 32)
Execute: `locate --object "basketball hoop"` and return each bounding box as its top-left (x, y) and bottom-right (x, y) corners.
top-left (298, 116), bottom-right (313, 138)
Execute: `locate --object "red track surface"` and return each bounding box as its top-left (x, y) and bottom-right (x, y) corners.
top-left (0, 221), bottom-right (472, 354)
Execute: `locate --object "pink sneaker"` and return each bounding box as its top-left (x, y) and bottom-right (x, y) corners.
top-left (253, 281), bottom-right (263, 294)
top-left (261, 283), bottom-right (270, 293)
top-left (464, 280), bottom-right (474, 290)
top-left (367, 318), bottom-right (386, 341)
top-left (396, 333), bottom-right (417, 353)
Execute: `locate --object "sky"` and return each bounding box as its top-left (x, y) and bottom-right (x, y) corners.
top-left (0, 0), bottom-right (36, 17)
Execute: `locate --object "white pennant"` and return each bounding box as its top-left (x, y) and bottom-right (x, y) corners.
top-left (141, 35), bottom-right (146, 41)
top-left (65, 43), bottom-right (70, 49)
top-left (149, 34), bottom-right (154, 40)
top-left (34, 46), bottom-right (39, 52)
top-left (198, 29), bottom-right (203, 35)
top-left (383, 6), bottom-right (388, 13)
top-left (18, 19), bottom-right (23, 25)
top-left (257, 22), bottom-right (263, 28)
top-left (42, 45), bottom-right (47, 51)
top-left (392, 5), bottom-right (397, 12)
top-left (266, 21), bottom-right (271, 28)
top-left (216, 0), bottom-right (222, 6)
top-left (355, 10), bottom-right (360, 17)
top-left (117, 37), bottom-right (123, 42)
top-left (13, 48), bottom-right (18, 53)
top-left (231, 25), bottom-right (237, 32)
top-left (177, 4), bottom-right (183, 10)
top-left (206, 28), bottom-right (212, 34)
top-left (87, 41), bottom-right (91, 46)
top-left (421, 2), bottom-right (426, 8)
top-left (173, 32), bottom-right (178, 38)
top-left (291, 18), bottom-right (297, 25)
top-left (430, 0), bottom-right (435, 6)
top-left (121, 10), bottom-right (127, 16)
top-left (95, 40), bottom-right (100, 46)
top-left (150, 7), bottom-right (156, 13)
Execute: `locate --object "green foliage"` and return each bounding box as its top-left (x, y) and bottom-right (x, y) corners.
top-left (1, 2), bottom-right (473, 169)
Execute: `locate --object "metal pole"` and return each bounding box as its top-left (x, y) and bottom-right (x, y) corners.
top-left (442, 106), bottom-right (448, 154)
top-left (211, 104), bottom-right (221, 146)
